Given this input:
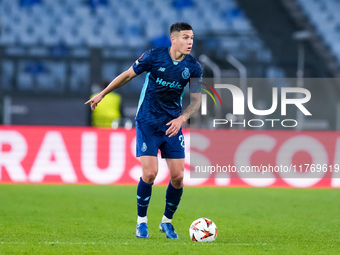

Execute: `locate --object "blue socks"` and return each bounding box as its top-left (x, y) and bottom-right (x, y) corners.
top-left (164, 181), bottom-right (183, 219)
top-left (137, 178), bottom-right (183, 221)
top-left (137, 177), bottom-right (153, 217)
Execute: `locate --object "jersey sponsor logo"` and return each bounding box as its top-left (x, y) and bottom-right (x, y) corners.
top-left (182, 67), bottom-right (190, 79)
top-left (156, 77), bottom-right (182, 89)
top-left (158, 67), bottom-right (166, 72)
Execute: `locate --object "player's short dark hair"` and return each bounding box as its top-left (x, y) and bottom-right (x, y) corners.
top-left (170, 22), bottom-right (193, 35)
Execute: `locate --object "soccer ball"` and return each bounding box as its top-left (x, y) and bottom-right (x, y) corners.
top-left (189, 218), bottom-right (217, 242)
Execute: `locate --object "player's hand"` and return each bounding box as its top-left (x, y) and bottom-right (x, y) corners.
top-left (85, 94), bottom-right (103, 110)
top-left (166, 116), bottom-right (186, 137)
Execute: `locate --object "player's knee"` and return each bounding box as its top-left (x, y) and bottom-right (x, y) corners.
top-left (142, 171), bottom-right (157, 184)
top-left (171, 174), bottom-right (184, 189)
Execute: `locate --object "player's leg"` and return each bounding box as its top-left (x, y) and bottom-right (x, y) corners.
top-left (135, 121), bottom-right (161, 238)
top-left (136, 156), bottom-right (158, 238)
top-left (164, 158), bottom-right (185, 219)
top-left (138, 156), bottom-right (158, 221)
top-left (158, 128), bottom-right (185, 238)
top-left (140, 155), bottom-right (159, 184)
top-left (159, 158), bottom-right (184, 239)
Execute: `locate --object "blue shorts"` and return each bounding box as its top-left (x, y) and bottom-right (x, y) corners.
top-left (136, 121), bottom-right (185, 158)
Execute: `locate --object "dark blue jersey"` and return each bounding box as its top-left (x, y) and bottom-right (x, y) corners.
top-left (132, 47), bottom-right (202, 128)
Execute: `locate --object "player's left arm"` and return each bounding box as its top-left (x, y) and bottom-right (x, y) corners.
top-left (165, 92), bottom-right (201, 137)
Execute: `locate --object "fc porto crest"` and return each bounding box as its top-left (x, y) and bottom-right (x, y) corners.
top-left (182, 67), bottom-right (190, 79)
top-left (141, 142), bottom-right (147, 152)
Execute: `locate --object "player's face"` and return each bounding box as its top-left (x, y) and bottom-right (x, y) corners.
top-left (173, 30), bottom-right (194, 55)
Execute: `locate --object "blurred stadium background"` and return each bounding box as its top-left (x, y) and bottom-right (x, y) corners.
top-left (1, 0), bottom-right (340, 128)
top-left (1, 2), bottom-right (340, 253)
top-left (1, 0), bottom-right (340, 188)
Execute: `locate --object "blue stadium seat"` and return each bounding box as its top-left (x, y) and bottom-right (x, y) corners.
top-left (0, 0), bottom-right (258, 50)
top-left (298, 0), bottom-right (340, 61)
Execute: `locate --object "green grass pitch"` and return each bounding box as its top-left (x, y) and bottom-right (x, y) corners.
top-left (0, 184), bottom-right (339, 254)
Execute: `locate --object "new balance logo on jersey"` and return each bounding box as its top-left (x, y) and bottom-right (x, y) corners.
top-left (158, 67), bottom-right (166, 72)
top-left (156, 77), bottom-right (182, 89)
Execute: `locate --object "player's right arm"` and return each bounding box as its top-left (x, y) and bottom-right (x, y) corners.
top-left (85, 67), bottom-right (137, 110)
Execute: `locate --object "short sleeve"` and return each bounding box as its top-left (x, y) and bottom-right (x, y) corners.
top-left (132, 50), bottom-right (153, 75)
top-left (190, 62), bottom-right (203, 93)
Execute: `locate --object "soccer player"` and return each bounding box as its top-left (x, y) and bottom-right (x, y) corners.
top-left (85, 22), bottom-right (202, 239)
